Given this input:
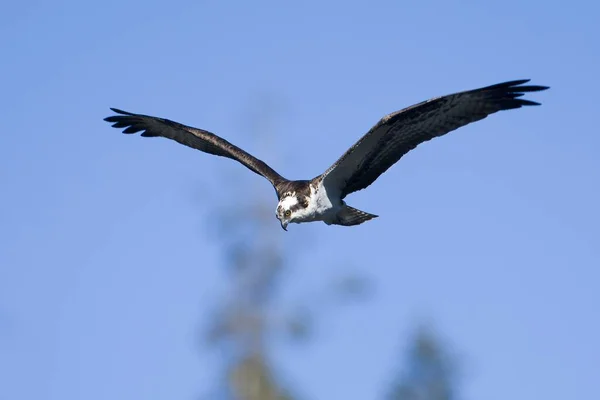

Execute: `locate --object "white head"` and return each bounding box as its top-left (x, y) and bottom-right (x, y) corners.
top-left (275, 191), bottom-right (310, 231)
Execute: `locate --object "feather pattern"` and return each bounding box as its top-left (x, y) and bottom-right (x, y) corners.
top-left (104, 108), bottom-right (286, 187)
top-left (317, 79), bottom-right (549, 198)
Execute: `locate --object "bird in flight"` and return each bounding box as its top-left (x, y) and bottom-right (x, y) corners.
top-left (105, 79), bottom-right (548, 231)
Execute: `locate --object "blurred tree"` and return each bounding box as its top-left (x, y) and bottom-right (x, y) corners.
top-left (198, 95), bottom-right (371, 400)
top-left (387, 325), bottom-right (460, 400)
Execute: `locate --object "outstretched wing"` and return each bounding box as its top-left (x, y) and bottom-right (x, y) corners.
top-left (104, 108), bottom-right (286, 187)
top-left (317, 79), bottom-right (549, 198)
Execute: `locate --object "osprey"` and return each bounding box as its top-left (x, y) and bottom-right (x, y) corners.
top-left (105, 79), bottom-right (548, 231)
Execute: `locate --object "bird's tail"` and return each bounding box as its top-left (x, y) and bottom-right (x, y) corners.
top-left (330, 205), bottom-right (378, 226)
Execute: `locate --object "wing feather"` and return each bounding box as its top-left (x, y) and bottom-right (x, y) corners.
top-left (317, 79), bottom-right (549, 198)
top-left (104, 108), bottom-right (286, 187)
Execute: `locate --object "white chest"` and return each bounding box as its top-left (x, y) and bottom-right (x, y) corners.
top-left (295, 183), bottom-right (341, 222)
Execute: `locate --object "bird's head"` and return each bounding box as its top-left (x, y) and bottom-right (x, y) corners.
top-left (276, 192), bottom-right (310, 231)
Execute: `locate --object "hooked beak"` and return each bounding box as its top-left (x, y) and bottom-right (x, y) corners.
top-left (280, 220), bottom-right (288, 231)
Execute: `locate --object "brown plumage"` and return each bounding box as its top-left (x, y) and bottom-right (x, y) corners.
top-left (104, 79), bottom-right (548, 230)
top-left (104, 108), bottom-right (286, 189)
top-left (317, 79), bottom-right (549, 198)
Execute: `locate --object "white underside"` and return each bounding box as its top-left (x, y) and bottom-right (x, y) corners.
top-left (292, 181), bottom-right (343, 224)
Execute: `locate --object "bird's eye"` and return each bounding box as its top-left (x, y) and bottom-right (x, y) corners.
top-left (285, 210), bottom-right (291, 217)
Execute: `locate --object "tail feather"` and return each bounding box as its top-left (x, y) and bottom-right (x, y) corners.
top-left (330, 205), bottom-right (378, 226)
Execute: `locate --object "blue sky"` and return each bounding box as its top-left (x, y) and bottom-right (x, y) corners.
top-left (1, 1), bottom-right (599, 399)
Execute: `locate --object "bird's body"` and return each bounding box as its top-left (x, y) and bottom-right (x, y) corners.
top-left (104, 79), bottom-right (549, 230)
top-left (274, 180), bottom-right (350, 227)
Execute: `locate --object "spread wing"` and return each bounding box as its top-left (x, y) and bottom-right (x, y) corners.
top-left (104, 108), bottom-right (286, 187)
top-left (317, 79), bottom-right (549, 198)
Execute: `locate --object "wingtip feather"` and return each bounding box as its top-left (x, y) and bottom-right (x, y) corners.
top-left (484, 79), bottom-right (549, 92)
top-left (109, 107), bottom-right (134, 115)
top-left (476, 79), bottom-right (549, 110)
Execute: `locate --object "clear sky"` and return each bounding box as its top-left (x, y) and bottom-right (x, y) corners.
top-left (1, 1), bottom-right (599, 399)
